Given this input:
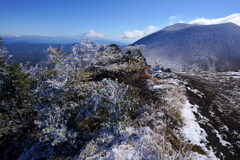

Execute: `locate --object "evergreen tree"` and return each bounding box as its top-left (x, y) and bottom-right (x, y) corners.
top-left (0, 38), bottom-right (37, 139)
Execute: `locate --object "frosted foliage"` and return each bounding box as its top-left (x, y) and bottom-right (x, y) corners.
top-left (34, 105), bottom-right (78, 146)
top-left (35, 79), bottom-right (134, 146)
top-left (0, 45), bottom-right (7, 60)
top-left (78, 72), bottom-right (218, 160)
top-left (46, 41), bottom-right (123, 84)
top-left (72, 80), bottom-right (135, 139)
top-left (77, 127), bottom-right (170, 160)
top-left (72, 40), bottom-right (104, 55)
top-left (77, 100), bottom-right (199, 160)
top-left (77, 122), bottom-right (189, 160)
top-left (34, 42), bottom-right (145, 146)
top-left (34, 86), bottom-right (78, 146)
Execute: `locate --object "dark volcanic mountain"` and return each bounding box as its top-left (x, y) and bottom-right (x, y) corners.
top-left (134, 23), bottom-right (240, 72)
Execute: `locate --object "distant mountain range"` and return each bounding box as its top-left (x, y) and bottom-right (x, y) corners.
top-left (1, 36), bottom-right (127, 64)
top-left (5, 43), bottom-right (73, 64)
top-left (134, 23), bottom-right (240, 72)
top-left (2, 35), bottom-right (126, 45)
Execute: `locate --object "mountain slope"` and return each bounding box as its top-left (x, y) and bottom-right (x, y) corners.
top-left (134, 23), bottom-right (240, 72)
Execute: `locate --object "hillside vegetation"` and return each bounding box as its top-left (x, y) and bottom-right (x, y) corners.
top-left (1, 39), bottom-right (239, 159)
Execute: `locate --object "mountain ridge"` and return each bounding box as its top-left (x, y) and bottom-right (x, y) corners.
top-left (134, 22), bottom-right (240, 72)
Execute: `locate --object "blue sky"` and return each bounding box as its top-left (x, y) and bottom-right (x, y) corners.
top-left (0, 0), bottom-right (240, 41)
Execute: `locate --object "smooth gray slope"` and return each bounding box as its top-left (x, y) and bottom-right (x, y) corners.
top-left (134, 23), bottom-right (240, 72)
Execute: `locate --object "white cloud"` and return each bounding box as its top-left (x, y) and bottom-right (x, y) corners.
top-left (121, 30), bottom-right (144, 39)
top-left (144, 26), bottom-right (159, 35)
top-left (121, 26), bottom-right (159, 39)
top-left (120, 13), bottom-right (240, 40)
top-left (178, 20), bottom-right (184, 23)
top-left (168, 16), bottom-right (184, 25)
top-left (189, 13), bottom-right (240, 26)
top-left (83, 29), bottom-right (105, 38)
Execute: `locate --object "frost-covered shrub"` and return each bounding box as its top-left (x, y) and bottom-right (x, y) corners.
top-left (32, 41), bottom-right (146, 148)
top-left (46, 41), bottom-right (101, 82)
top-left (75, 79), bottom-right (137, 131)
top-left (76, 97), bottom-right (200, 160)
top-left (34, 85), bottom-right (78, 146)
top-left (46, 41), bottom-right (147, 84)
top-left (34, 74), bottom-right (90, 146)
top-left (35, 78), bottom-right (138, 147)
top-left (77, 125), bottom-right (188, 160)
top-left (72, 40), bottom-right (104, 55)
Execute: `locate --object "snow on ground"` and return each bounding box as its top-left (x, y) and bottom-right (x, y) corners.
top-left (186, 86), bottom-right (204, 98)
top-left (153, 75), bottom-right (219, 160)
top-left (181, 102), bottom-right (207, 145)
top-left (225, 71), bottom-right (240, 75)
top-left (77, 71), bottom-right (238, 160)
top-left (213, 129), bottom-right (231, 147)
top-left (218, 71), bottom-right (240, 79)
top-left (78, 73), bottom-right (221, 160)
top-left (153, 84), bottom-right (174, 90)
top-left (180, 101), bottom-right (218, 160)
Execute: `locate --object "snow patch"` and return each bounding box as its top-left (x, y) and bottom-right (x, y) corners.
top-left (181, 102), bottom-right (207, 145)
top-left (181, 101), bottom-right (219, 160)
top-left (153, 84), bottom-right (174, 90)
top-left (187, 86), bottom-right (204, 98)
top-left (213, 129), bottom-right (231, 147)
